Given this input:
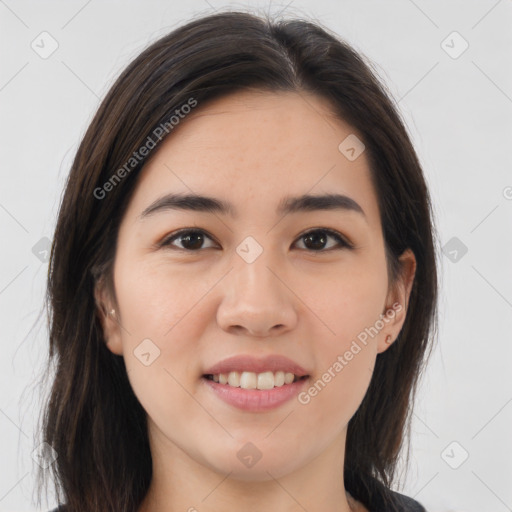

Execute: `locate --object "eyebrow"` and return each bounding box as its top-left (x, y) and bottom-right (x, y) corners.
top-left (139, 192), bottom-right (366, 221)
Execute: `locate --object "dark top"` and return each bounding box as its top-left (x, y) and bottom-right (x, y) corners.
top-left (47, 473), bottom-right (426, 512)
top-left (367, 487), bottom-right (426, 511)
top-left (48, 490), bottom-right (425, 512)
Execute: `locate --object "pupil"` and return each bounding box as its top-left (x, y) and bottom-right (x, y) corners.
top-left (305, 232), bottom-right (326, 250)
top-left (183, 233), bottom-right (203, 250)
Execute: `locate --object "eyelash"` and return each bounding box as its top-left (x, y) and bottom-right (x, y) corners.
top-left (159, 228), bottom-right (354, 253)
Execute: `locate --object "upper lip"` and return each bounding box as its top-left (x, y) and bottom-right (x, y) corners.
top-left (203, 354), bottom-right (310, 377)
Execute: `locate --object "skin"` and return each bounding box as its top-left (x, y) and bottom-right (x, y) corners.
top-left (96, 89), bottom-right (416, 512)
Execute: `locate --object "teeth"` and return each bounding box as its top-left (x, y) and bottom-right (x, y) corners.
top-left (228, 371), bottom-right (240, 387)
top-left (274, 371), bottom-right (285, 387)
top-left (240, 371), bottom-right (257, 389)
top-left (208, 371), bottom-right (300, 390)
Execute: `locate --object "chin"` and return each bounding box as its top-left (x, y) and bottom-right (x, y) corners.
top-left (199, 449), bottom-right (303, 482)
top-left (216, 463), bottom-right (296, 482)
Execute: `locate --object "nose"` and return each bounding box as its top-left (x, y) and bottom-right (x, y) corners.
top-left (216, 252), bottom-right (298, 338)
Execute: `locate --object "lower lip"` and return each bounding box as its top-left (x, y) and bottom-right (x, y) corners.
top-left (201, 376), bottom-right (309, 412)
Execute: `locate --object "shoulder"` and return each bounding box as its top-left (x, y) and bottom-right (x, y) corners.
top-left (346, 471), bottom-right (426, 512)
top-left (387, 488), bottom-right (426, 511)
top-left (353, 489), bottom-right (426, 512)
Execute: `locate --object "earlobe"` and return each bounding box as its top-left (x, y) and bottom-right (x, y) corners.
top-left (93, 279), bottom-right (124, 356)
top-left (377, 248), bottom-right (417, 354)
top-left (104, 309), bottom-right (124, 356)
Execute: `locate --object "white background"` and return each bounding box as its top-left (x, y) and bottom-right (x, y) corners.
top-left (1, 1), bottom-right (511, 511)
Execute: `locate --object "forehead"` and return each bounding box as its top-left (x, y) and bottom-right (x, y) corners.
top-left (126, 90), bottom-right (380, 226)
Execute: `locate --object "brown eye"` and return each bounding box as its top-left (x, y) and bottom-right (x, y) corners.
top-left (294, 229), bottom-right (353, 252)
top-left (160, 227), bottom-right (353, 253)
top-left (161, 229), bottom-right (217, 251)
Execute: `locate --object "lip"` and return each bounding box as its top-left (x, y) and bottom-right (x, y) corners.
top-left (203, 354), bottom-right (310, 377)
top-left (201, 375), bottom-right (310, 412)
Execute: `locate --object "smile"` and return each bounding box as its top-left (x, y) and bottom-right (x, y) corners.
top-left (201, 373), bottom-right (310, 412)
top-left (204, 371), bottom-right (307, 390)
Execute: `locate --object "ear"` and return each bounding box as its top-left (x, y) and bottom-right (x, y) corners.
top-left (377, 248), bottom-right (416, 354)
top-left (94, 276), bottom-right (124, 356)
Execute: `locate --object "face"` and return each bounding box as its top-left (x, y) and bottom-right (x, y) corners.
top-left (96, 90), bottom-right (415, 482)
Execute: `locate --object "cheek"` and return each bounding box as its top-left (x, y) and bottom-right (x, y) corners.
top-left (114, 254), bottom-right (214, 339)
top-left (304, 343), bottom-right (376, 420)
top-left (298, 324), bottom-right (378, 439)
top-left (113, 256), bottom-right (212, 403)
top-left (306, 255), bottom-right (389, 343)
top-left (297, 256), bottom-right (387, 423)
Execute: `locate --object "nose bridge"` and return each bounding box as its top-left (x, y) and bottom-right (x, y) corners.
top-left (216, 235), bottom-right (297, 336)
top-left (232, 236), bottom-right (284, 306)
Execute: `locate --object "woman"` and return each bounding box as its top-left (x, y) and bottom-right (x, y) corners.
top-left (37, 10), bottom-right (438, 512)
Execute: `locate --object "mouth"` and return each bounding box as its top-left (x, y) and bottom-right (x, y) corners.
top-left (202, 371), bottom-right (309, 390)
top-left (201, 354), bottom-right (311, 410)
top-left (201, 371), bottom-right (310, 412)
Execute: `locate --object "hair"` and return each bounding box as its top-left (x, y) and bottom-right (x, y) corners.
top-left (35, 9), bottom-right (438, 512)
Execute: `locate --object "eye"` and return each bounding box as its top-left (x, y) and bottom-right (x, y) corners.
top-left (160, 228), bottom-right (353, 252)
top-left (160, 229), bottom-right (218, 251)
top-left (294, 228), bottom-right (354, 252)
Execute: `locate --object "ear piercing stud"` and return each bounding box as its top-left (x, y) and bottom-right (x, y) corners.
top-left (385, 335), bottom-right (392, 344)
top-left (110, 309), bottom-right (116, 317)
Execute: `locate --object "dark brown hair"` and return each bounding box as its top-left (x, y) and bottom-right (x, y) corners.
top-left (35, 9), bottom-right (438, 512)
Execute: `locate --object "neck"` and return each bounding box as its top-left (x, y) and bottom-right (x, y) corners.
top-left (138, 419), bottom-right (360, 512)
